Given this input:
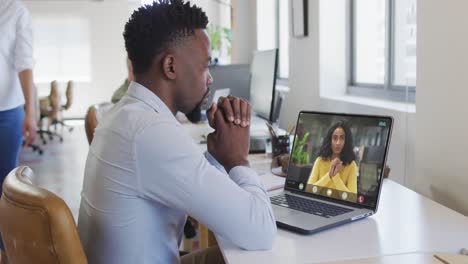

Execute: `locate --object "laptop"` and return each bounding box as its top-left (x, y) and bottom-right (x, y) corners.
top-left (270, 111), bottom-right (393, 234)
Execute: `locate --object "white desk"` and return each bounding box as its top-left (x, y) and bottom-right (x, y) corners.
top-left (217, 179), bottom-right (468, 264)
top-left (183, 119), bottom-right (468, 263)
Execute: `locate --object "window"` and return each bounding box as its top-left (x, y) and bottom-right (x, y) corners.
top-left (256, 0), bottom-right (289, 79)
top-left (33, 17), bottom-right (91, 83)
top-left (278, 0), bottom-right (289, 79)
top-left (350, 0), bottom-right (416, 102)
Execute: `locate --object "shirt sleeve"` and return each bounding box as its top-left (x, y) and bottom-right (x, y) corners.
top-left (204, 151), bottom-right (227, 174)
top-left (331, 162), bottom-right (358, 193)
top-left (14, 6), bottom-right (34, 72)
top-left (134, 121), bottom-right (276, 250)
top-left (307, 157), bottom-right (321, 185)
top-left (308, 157), bottom-right (331, 187)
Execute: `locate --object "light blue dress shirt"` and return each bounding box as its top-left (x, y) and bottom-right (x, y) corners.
top-left (77, 82), bottom-right (276, 264)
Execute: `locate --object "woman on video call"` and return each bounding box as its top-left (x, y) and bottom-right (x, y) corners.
top-left (306, 121), bottom-right (358, 196)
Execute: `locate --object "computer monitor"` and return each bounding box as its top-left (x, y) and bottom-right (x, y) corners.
top-left (249, 49), bottom-right (279, 122)
top-left (208, 64), bottom-right (250, 100)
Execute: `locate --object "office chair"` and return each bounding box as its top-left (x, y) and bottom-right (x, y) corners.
top-left (23, 140), bottom-right (44, 155)
top-left (0, 166), bottom-right (87, 263)
top-left (84, 102), bottom-right (113, 144)
top-left (361, 146), bottom-right (391, 178)
top-left (38, 81), bottom-right (63, 144)
top-left (52, 80), bottom-right (74, 133)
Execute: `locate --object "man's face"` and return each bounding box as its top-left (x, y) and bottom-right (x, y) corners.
top-left (174, 29), bottom-right (213, 122)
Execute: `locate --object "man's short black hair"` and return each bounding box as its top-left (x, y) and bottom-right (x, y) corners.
top-left (123, 0), bottom-right (209, 74)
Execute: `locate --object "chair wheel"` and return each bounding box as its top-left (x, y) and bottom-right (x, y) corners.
top-left (39, 150), bottom-right (43, 155)
top-left (42, 140), bottom-right (47, 144)
top-left (59, 138), bottom-right (63, 143)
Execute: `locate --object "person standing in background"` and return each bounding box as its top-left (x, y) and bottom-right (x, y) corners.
top-left (0, 0), bottom-right (37, 261)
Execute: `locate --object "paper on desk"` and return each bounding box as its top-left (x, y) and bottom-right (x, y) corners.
top-left (260, 171), bottom-right (285, 192)
top-left (249, 156), bottom-right (272, 175)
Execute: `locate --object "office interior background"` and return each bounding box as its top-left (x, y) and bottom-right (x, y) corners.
top-left (19, 0), bottom-right (468, 220)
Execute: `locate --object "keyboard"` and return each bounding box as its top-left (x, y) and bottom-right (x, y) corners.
top-left (270, 194), bottom-right (353, 218)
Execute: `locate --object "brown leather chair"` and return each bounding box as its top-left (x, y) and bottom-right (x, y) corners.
top-left (84, 104), bottom-right (98, 145)
top-left (0, 166), bottom-right (87, 264)
top-left (84, 103), bottom-right (113, 144)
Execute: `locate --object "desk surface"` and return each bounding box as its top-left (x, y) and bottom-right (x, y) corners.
top-left (217, 179), bottom-right (468, 264)
top-left (183, 115), bottom-right (283, 144)
top-left (182, 120), bottom-right (468, 263)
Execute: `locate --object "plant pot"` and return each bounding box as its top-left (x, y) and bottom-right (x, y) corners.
top-left (287, 164), bottom-right (313, 183)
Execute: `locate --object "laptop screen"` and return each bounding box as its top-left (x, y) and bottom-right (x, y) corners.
top-left (285, 111), bottom-right (393, 209)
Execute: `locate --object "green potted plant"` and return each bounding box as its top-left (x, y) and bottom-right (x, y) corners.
top-left (291, 132), bottom-right (310, 164)
top-left (288, 132), bottom-right (313, 184)
top-left (207, 24), bottom-right (232, 62)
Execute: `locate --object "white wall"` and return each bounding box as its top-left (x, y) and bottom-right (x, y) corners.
top-left (319, 0), bottom-right (347, 98)
top-left (25, 0), bottom-right (131, 118)
top-left (231, 0), bottom-right (257, 64)
top-left (280, 0), bottom-right (415, 186)
top-left (26, 0), bottom-right (227, 118)
top-left (416, 0), bottom-right (468, 216)
top-left (279, 0), bottom-right (321, 124)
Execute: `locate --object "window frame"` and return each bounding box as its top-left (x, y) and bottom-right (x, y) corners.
top-left (348, 0), bottom-right (416, 103)
top-left (277, 0), bottom-right (289, 82)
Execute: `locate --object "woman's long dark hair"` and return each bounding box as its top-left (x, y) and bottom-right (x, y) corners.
top-left (317, 121), bottom-right (355, 165)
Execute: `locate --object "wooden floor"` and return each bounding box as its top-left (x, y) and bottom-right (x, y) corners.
top-left (19, 121), bottom-right (88, 222)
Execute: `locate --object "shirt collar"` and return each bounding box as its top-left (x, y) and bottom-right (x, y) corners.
top-left (126, 81), bottom-right (177, 121)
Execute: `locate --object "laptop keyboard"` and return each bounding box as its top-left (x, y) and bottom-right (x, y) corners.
top-left (270, 194), bottom-right (353, 218)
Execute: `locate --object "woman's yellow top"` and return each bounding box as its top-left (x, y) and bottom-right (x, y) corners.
top-left (306, 157), bottom-right (357, 194)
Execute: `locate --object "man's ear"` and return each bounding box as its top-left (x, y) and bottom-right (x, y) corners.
top-left (162, 54), bottom-right (176, 80)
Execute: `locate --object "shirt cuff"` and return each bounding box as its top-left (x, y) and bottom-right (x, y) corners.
top-left (204, 151), bottom-right (227, 174)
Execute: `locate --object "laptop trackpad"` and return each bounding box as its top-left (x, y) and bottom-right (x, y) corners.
top-left (273, 206), bottom-right (301, 220)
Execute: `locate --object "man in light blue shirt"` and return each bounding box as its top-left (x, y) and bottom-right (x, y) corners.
top-left (77, 1), bottom-right (276, 263)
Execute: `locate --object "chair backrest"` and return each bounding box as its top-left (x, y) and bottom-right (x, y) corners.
top-left (84, 105), bottom-right (98, 145)
top-left (39, 81), bottom-right (61, 121)
top-left (0, 167), bottom-right (87, 264)
top-left (63, 81), bottom-right (74, 110)
top-left (84, 103), bottom-right (113, 145)
top-left (362, 146), bottom-right (385, 165)
top-left (49, 82), bottom-right (61, 120)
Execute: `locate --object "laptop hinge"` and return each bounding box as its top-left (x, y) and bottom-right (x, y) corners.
top-left (283, 189), bottom-right (371, 210)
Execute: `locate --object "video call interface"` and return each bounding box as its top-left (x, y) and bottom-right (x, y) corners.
top-left (286, 112), bottom-right (391, 208)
